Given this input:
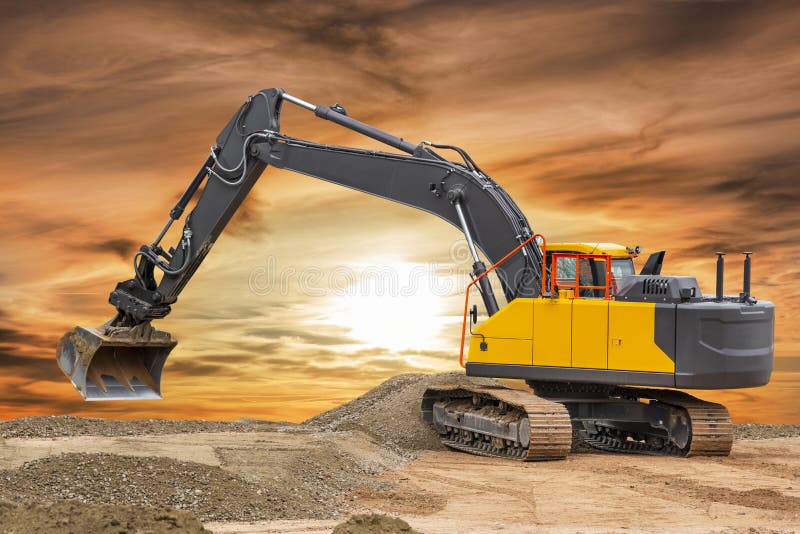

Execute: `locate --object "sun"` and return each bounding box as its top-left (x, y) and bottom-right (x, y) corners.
top-left (324, 261), bottom-right (449, 352)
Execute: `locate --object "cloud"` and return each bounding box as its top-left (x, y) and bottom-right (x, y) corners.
top-left (245, 326), bottom-right (359, 346)
top-left (166, 358), bottom-right (242, 378)
top-left (224, 193), bottom-right (272, 238)
top-left (1, 0), bottom-right (799, 422)
top-left (774, 356), bottom-right (800, 372)
top-left (0, 348), bottom-right (62, 382)
top-left (0, 322), bottom-right (57, 352)
top-left (80, 238), bottom-right (139, 260)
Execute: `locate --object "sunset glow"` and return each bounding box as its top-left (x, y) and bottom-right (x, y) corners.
top-left (1, 1), bottom-right (799, 423)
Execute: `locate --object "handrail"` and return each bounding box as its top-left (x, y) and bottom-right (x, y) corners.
top-left (549, 253), bottom-right (613, 300)
top-left (459, 233), bottom-right (545, 368)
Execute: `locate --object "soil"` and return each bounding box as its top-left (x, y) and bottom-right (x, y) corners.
top-left (0, 499), bottom-right (210, 533)
top-left (2, 373), bottom-right (800, 533)
top-left (0, 431), bottom-right (403, 522)
top-left (734, 424), bottom-right (800, 440)
top-left (331, 514), bottom-right (420, 534)
top-left (303, 372), bottom-right (501, 454)
top-left (0, 453), bottom-right (267, 522)
top-left (0, 416), bottom-right (285, 439)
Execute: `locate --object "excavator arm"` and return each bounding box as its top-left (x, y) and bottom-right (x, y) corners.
top-left (57, 88), bottom-right (544, 400)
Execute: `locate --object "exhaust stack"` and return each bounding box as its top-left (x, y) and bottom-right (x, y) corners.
top-left (741, 252), bottom-right (753, 302)
top-left (56, 322), bottom-right (176, 400)
top-left (715, 252), bottom-right (725, 302)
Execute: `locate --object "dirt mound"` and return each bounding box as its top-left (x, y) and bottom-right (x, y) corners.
top-left (0, 415), bottom-right (286, 439)
top-left (0, 453), bottom-right (269, 522)
top-left (734, 424), bottom-right (800, 440)
top-left (0, 435), bottom-right (401, 522)
top-left (212, 433), bottom-right (401, 518)
top-left (0, 499), bottom-right (209, 533)
top-left (304, 372), bottom-right (501, 454)
top-left (332, 514), bottom-right (421, 534)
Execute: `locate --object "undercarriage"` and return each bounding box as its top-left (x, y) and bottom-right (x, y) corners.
top-left (422, 383), bottom-right (732, 460)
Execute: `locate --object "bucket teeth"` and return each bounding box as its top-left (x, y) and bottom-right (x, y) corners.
top-left (56, 323), bottom-right (177, 401)
top-left (86, 364), bottom-right (109, 394)
top-left (85, 349), bottom-right (144, 393)
top-left (119, 351), bottom-right (159, 392)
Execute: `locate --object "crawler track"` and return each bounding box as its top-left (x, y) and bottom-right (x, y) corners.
top-left (422, 386), bottom-right (572, 461)
top-left (531, 382), bottom-right (733, 457)
top-left (573, 386), bottom-right (733, 457)
top-left (614, 386), bottom-right (733, 457)
top-left (423, 383), bottom-right (732, 461)
top-left (581, 429), bottom-right (683, 456)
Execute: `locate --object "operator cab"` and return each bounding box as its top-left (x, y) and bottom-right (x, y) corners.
top-left (541, 242), bottom-right (637, 297)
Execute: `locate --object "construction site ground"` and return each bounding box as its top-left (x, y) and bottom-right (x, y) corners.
top-left (1, 373), bottom-right (799, 533)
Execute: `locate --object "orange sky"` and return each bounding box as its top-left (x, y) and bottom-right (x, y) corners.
top-left (1, 1), bottom-right (799, 423)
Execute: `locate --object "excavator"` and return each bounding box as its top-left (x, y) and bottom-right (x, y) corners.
top-left (56, 88), bottom-right (775, 461)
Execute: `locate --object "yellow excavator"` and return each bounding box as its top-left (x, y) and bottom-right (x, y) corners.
top-left (57, 89), bottom-right (774, 461)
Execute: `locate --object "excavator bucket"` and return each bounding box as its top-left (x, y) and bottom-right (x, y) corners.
top-left (56, 324), bottom-right (177, 400)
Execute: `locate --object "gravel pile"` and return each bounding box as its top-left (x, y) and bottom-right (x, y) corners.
top-left (0, 499), bottom-right (209, 533)
top-left (0, 442), bottom-right (397, 522)
top-left (734, 424), bottom-right (800, 440)
top-left (332, 514), bottom-right (421, 534)
top-left (304, 372), bottom-right (501, 454)
top-left (0, 416), bottom-right (285, 439)
top-left (1, 453), bottom-right (297, 522)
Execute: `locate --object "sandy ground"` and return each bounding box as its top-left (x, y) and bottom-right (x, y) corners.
top-left (2, 376), bottom-right (799, 533)
top-left (2, 430), bottom-right (799, 533)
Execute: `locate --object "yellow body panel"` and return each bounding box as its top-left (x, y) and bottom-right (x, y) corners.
top-left (466, 297), bottom-right (674, 374)
top-left (469, 298), bottom-right (533, 365)
top-left (472, 298), bottom-right (533, 340)
top-left (533, 298), bottom-right (572, 367)
top-left (571, 299), bottom-right (609, 369)
top-left (468, 336), bottom-right (533, 365)
top-left (608, 302), bottom-right (674, 373)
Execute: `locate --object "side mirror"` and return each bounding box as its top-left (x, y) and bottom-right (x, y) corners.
top-left (470, 304), bottom-right (478, 325)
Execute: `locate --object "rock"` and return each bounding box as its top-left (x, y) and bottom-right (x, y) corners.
top-left (332, 514), bottom-right (421, 534)
top-left (0, 499), bottom-right (210, 533)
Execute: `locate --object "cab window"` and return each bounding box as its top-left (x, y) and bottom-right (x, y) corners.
top-left (611, 258), bottom-right (635, 279)
top-left (547, 252), bottom-right (633, 298)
